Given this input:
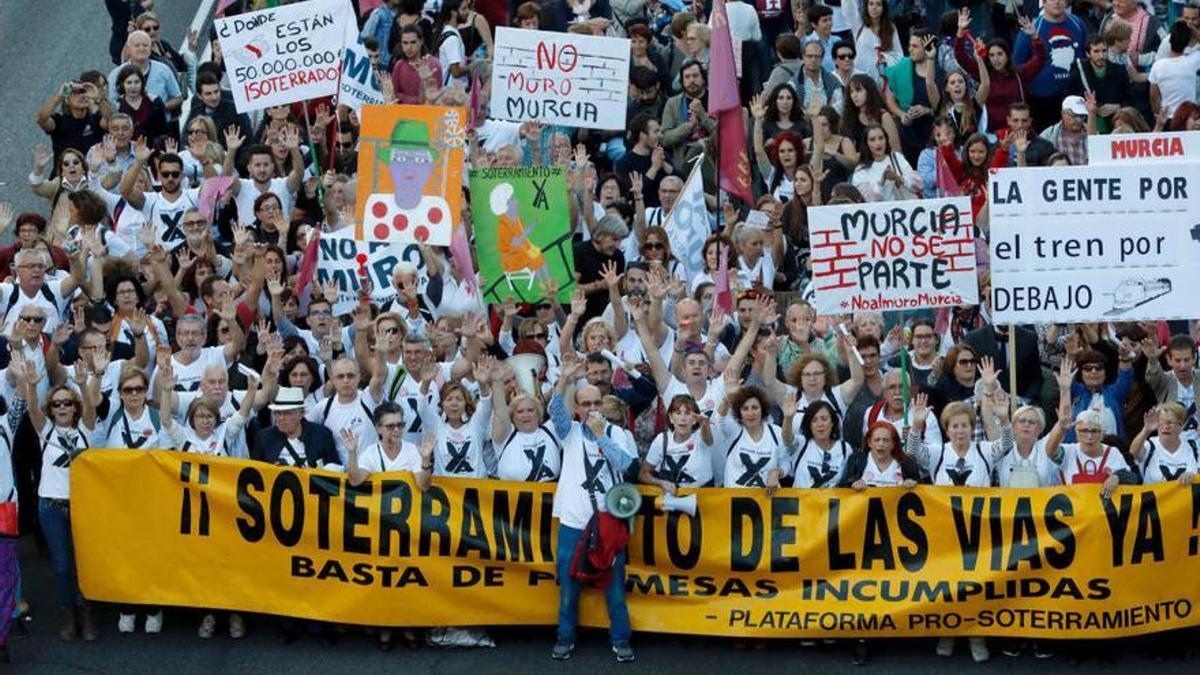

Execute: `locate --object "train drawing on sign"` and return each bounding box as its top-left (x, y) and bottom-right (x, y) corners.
top-left (1105, 278), bottom-right (1173, 315)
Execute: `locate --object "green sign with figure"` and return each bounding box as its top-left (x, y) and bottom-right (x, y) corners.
top-left (469, 166), bottom-right (575, 304)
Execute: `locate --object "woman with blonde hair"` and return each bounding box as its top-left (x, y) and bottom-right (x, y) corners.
top-left (1129, 402), bottom-right (1198, 486)
top-left (179, 115), bottom-right (225, 187)
top-left (490, 369), bottom-right (561, 482)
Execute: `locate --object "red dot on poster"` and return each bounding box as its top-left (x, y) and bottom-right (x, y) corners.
top-left (414, 226), bottom-right (429, 242)
top-left (428, 207), bottom-right (443, 224)
top-left (355, 253), bottom-right (368, 264)
top-left (371, 202), bottom-right (387, 218)
top-left (373, 224), bottom-right (389, 239)
top-left (393, 214), bottom-right (408, 231)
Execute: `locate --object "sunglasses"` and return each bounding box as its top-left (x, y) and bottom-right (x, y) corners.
top-left (528, 332), bottom-right (547, 340)
top-left (51, 399), bottom-right (76, 409)
top-left (643, 242), bottom-right (665, 250)
top-left (535, 302), bottom-right (553, 311)
top-left (1081, 364), bottom-right (1105, 372)
top-left (187, 128), bottom-right (206, 135)
top-left (160, 170), bottom-right (181, 178)
top-left (379, 422), bottom-right (403, 430)
top-left (62, 159), bottom-right (82, 167)
top-left (19, 316), bottom-right (46, 324)
top-left (956, 358), bottom-right (977, 366)
top-left (121, 386), bottom-right (147, 394)
top-left (836, 53), bottom-right (854, 60)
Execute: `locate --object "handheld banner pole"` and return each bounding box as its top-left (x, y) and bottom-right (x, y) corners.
top-left (301, 102), bottom-right (325, 205)
top-left (1007, 323), bottom-right (1019, 418)
top-left (899, 312), bottom-right (909, 427)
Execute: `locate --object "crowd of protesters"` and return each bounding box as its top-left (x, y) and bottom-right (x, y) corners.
top-left (0, 0), bottom-right (1198, 665)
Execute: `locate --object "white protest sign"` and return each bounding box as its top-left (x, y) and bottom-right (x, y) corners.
top-left (988, 162), bottom-right (1200, 323)
top-left (216, 0), bottom-right (355, 113)
top-left (1087, 131), bottom-right (1200, 165)
top-left (316, 231), bottom-right (427, 316)
top-left (489, 27), bottom-right (629, 130)
top-left (338, 38), bottom-right (384, 111)
top-left (661, 158), bottom-right (708, 279)
top-left (808, 197), bottom-right (978, 315)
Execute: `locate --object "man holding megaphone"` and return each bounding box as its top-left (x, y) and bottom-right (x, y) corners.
top-left (547, 357), bottom-right (641, 663)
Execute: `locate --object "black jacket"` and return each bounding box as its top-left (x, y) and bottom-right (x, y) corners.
top-left (961, 325), bottom-right (1043, 405)
top-left (252, 420), bottom-right (339, 467)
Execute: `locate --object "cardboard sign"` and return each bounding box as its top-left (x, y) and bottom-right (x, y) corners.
top-left (808, 197), bottom-right (977, 314)
top-left (469, 166), bottom-right (575, 304)
top-left (315, 231), bottom-right (418, 315)
top-left (988, 162), bottom-right (1200, 322)
top-left (216, 0), bottom-right (355, 112)
top-left (1087, 131), bottom-right (1200, 165)
top-left (354, 104), bottom-right (467, 247)
top-left (338, 37), bottom-right (384, 111)
top-left (489, 27), bottom-right (629, 130)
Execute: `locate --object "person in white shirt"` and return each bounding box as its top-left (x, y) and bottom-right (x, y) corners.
top-left (344, 401), bottom-right (434, 651)
top-left (714, 384), bottom-right (797, 488)
top-left (170, 312), bottom-right (244, 392)
top-left (767, 399), bottom-right (856, 490)
top-left (118, 143), bottom-right (200, 252)
top-left (547, 361), bottom-right (639, 662)
top-left (157, 353), bottom-right (259, 457)
top-left (0, 248), bottom-right (83, 336)
top-left (221, 125), bottom-right (304, 223)
top-left (641, 394), bottom-right (717, 490)
top-left (725, 0), bottom-right (763, 43)
top-left (490, 376), bottom-right (561, 482)
top-left (1129, 403), bottom-right (1199, 486)
top-left (1044, 410), bottom-right (1137, 496)
top-left (309, 358), bottom-right (379, 465)
top-left (417, 356), bottom-right (497, 479)
top-left (12, 354), bottom-right (99, 642)
top-left (1150, 21), bottom-right (1200, 116)
top-left (852, 124), bottom-right (922, 201)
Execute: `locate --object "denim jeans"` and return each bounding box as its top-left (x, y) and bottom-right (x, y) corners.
top-left (39, 499), bottom-right (81, 608)
top-left (555, 523), bottom-right (631, 646)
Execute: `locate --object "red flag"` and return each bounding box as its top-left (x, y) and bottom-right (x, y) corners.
top-left (708, 0), bottom-right (753, 204)
top-left (295, 229), bottom-right (322, 296)
top-left (715, 241), bottom-right (733, 314)
top-left (935, 150), bottom-right (963, 198)
top-left (449, 224), bottom-right (479, 296)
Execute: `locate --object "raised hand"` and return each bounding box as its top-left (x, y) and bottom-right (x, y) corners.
top-left (909, 392), bottom-right (930, 426)
top-left (600, 260), bottom-right (621, 290)
top-left (32, 144), bottom-right (51, 170)
top-left (267, 271), bottom-right (285, 297)
top-left (128, 308), bottom-right (149, 335)
top-left (1018, 15), bottom-right (1036, 37)
top-left (978, 355), bottom-right (1000, 388)
top-left (1056, 357), bottom-right (1077, 390)
top-left (749, 94), bottom-right (766, 119)
top-left (0, 203), bottom-right (11, 235)
top-left (133, 136), bottom-right (153, 163)
top-left (782, 390), bottom-right (798, 419)
top-left (957, 6), bottom-right (971, 34)
top-left (283, 124), bottom-right (302, 151)
top-left (339, 428), bottom-right (358, 454)
top-left (224, 125), bottom-right (245, 151)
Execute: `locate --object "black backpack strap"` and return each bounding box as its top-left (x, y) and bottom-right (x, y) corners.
top-left (321, 395), bottom-right (335, 423)
top-left (539, 423), bottom-right (562, 454)
top-left (823, 387), bottom-right (843, 419)
top-left (1188, 439), bottom-right (1199, 462)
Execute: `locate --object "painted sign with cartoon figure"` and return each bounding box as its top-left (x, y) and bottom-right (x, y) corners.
top-left (355, 105), bottom-right (467, 247)
top-left (469, 166), bottom-right (575, 304)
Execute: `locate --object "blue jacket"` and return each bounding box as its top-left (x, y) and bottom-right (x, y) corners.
top-left (360, 5), bottom-right (398, 69)
top-left (1067, 368), bottom-right (1133, 442)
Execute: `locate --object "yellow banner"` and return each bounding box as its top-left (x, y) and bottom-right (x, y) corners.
top-left (72, 451), bottom-right (1200, 638)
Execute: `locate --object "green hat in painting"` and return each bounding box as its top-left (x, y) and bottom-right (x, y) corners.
top-left (378, 118), bottom-right (438, 163)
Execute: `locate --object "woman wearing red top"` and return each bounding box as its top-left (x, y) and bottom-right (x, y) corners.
top-left (939, 133), bottom-right (1005, 218)
top-left (953, 8), bottom-right (1046, 133)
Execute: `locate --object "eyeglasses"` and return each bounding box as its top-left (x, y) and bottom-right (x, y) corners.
top-left (182, 219), bottom-right (207, 228)
top-left (121, 386), bottom-right (147, 395)
top-left (160, 170), bottom-right (180, 178)
top-left (1081, 364), bottom-right (1105, 373)
top-left (379, 422), bottom-right (403, 430)
top-left (643, 242), bottom-right (665, 250)
top-left (19, 316), bottom-right (45, 324)
top-left (51, 399), bottom-right (76, 409)
top-left (957, 358), bottom-right (978, 366)
top-left (116, 287), bottom-right (139, 296)
top-left (836, 53), bottom-right (854, 60)
top-left (17, 263), bottom-right (46, 271)
top-left (1077, 427), bottom-right (1103, 435)
top-left (577, 399), bottom-right (601, 408)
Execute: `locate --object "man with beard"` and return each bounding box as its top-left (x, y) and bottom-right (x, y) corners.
top-left (616, 115), bottom-right (674, 210)
top-left (120, 144), bottom-right (199, 251)
top-left (222, 125), bottom-right (305, 224)
top-left (390, 25), bottom-right (442, 105)
top-left (625, 67), bottom-right (664, 123)
top-left (660, 60), bottom-right (714, 169)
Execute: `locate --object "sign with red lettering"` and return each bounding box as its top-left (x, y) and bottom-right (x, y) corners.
top-left (490, 27), bottom-right (630, 130)
top-left (1087, 131), bottom-right (1200, 165)
top-left (808, 197), bottom-right (977, 314)
top-left (216, 0), bottom-right (355, 113)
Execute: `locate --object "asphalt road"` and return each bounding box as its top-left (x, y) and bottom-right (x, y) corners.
top-left (0, 0), bottom-right (202, 220)
top-left (4, 1), bottom-right (1200, 673)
